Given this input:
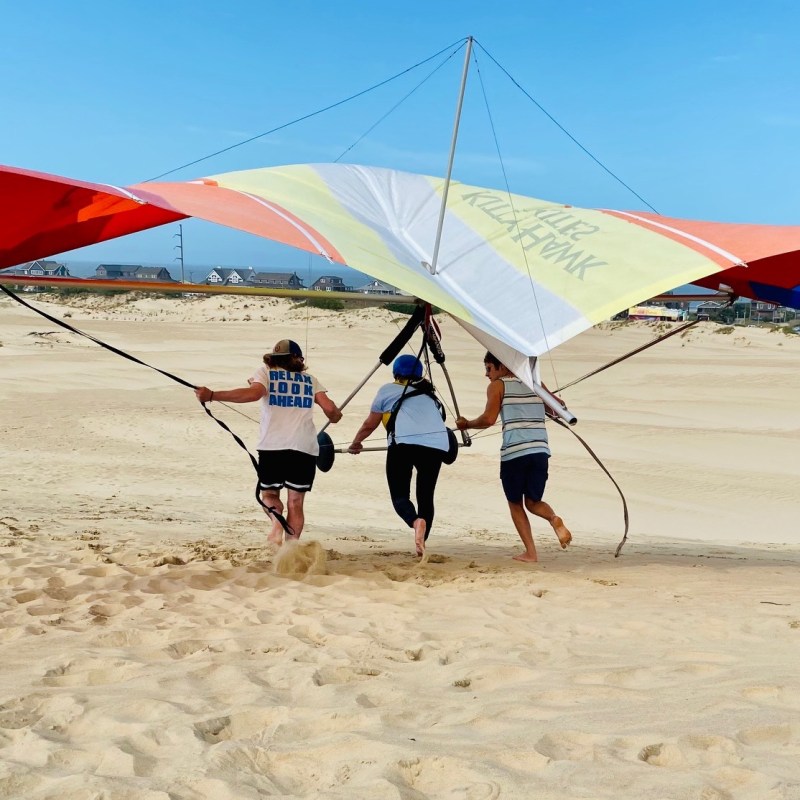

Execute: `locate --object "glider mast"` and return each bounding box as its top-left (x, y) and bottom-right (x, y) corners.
top-left (425, 35), bottom-right (473, 276)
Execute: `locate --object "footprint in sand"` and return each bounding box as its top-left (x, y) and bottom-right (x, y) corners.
top-left (394, 756), bottom-right (501, 799)
top-left (639, 734), bottom-right (741, 768)
top-left (741, 684), bottom-right (800, 709)
top-left (312, 665), bottom-right (381, 686)
top-left (535, 731), bottom-right (603, 761)
top-left (736, 723), bottom-right (794, 746)
top-left (40, 658), bottom-right (143, 687)
top-left (90, 629), bottom-right (165, 648)
top-left (164, 639), bottom-right (210, 659)
top-left (0, 700), bottom-right (43, 730)
top-left (194, 708), bottom-right (285, 743)
top-left (88, 603), bottom-right (126, 619)
top-left (287, 625), bottom-right (327, 647)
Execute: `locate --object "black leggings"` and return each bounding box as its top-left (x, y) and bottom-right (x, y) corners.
top-left (385, 444), bottom-right (444, 539)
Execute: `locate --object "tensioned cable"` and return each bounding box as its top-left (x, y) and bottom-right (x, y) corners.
top-left (145, 37), bottom-right (467, 182)
top-left (333, 47), bottom-right (463, 164)
top-left (472, 50), bottom-right (561, 390)
top-left (555, 319), bottom-right (700, 393)
top-left (452, 50), bottom-right (630, 549)
top-left (474, 40), bottom-right (659, 214)
top-left (0, 286), bottom-right (295, 537)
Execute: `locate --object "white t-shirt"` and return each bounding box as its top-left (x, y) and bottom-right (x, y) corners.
top-left (250, 365), bottom-right (325, 455)
top-left (371, 382), bottom-right (449, 451)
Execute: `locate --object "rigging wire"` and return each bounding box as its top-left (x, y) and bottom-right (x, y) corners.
top-left (472, 50), bottom-right (561, 391)
top-left (5, 284), bottom-right (629, 548)
top-left (474, 39), bottom-right (659, 214)
top-left (145, 37), bottom-right (468, 182)
top-left (333, 47), bottom-right (463, 164)
top-left (0, 285), bottom-right (295, 536)
top-left (554, 319), bottom-right (700, 394)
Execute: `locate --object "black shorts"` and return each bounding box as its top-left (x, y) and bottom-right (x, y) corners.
top-left (500, 453), bottom-right (549, 503)
top-left (258, 449), bottom-right (316, 493)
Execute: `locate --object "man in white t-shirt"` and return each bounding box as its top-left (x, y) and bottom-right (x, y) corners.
top-left (348, 355), bottom-right (449, 557)
top-left (195, 339), bottom-right (342, 544)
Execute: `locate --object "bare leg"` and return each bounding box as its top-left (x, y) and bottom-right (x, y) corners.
top-left (507, 501), bottom-right (538, 563)
top-left (525, 499), bottom-right (572, 549)
top-left (262, 489), bottom-right (285, 545)
top-left (413, 518), bottom-right (426, 557)
top-left (285, 489), bottom-right (306, 541)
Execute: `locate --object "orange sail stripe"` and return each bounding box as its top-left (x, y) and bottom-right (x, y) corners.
top-left (131, 181), bottom-right (346, 264)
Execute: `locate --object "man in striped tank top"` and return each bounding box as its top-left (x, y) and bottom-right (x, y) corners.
top-left (456, 352), bottom-right (572, 563)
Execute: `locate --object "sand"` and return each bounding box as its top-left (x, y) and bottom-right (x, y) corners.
top-left (1, 291), bottom-right (799, 799)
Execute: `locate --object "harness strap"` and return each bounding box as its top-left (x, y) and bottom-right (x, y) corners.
top-left (551, 417), bottom-right (630, 556)
top-left (1, 285), bottom-right (293, 537)
top-left (384, 382), bottom-right (446, 445)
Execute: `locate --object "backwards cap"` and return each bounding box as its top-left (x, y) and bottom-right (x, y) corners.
top-left (265, 339), bottom-right (303, 358)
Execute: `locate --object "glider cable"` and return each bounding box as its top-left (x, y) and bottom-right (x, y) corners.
top-left (334, 47), bottom-right (463, 164)
top-left (146, 38), bottom-right (468, 182)
top-left (474, 39), bottom-right (659, 214)
top-left (0, 285), bottom-right (294, 537)
top-left (472, 49), bottom-right (560, 389)
top-left (554, 319), bottom-right (700, 393)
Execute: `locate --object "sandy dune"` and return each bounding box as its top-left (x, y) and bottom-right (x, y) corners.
top-left (1, 292), bottom-right (798, 799)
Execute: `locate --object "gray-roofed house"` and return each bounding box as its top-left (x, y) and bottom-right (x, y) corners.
top-left (95, 264), bottom-right (175, 282)
top-left (96, 264), bottom-right (140, 280)
top-left (135, 266), bottom-right (176, 282)
top-left (354, 279), bottom-right (399, 295)
top-left (203, 267), bottom-right (256, 285)
top-left (1, 259), bottom-right (71, 277)
top-left (250, 271), bottom-right (305, 289)
top-left (695, 301), bottom-right (726, 321)
top-left (311, 275), bottom-right (350, 292)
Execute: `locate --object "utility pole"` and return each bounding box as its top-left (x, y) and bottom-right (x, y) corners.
top-left (174, 224), bottom-right (185, 283)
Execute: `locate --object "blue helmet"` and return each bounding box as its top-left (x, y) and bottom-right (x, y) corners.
top-left (393, 355), bottom-right (423, 379)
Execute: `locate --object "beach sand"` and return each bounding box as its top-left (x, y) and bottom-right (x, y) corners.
top-left (1, 292), bottom-right (799, 799)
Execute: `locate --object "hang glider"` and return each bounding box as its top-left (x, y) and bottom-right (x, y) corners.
top-left (3, 162), bottom-right (800, 388)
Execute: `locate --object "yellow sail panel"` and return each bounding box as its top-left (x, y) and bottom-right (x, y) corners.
top-left (206, 165), bottom-right (476, 319)
top-left (137, 163), bottom-right (728, 357)
top-left (436, 179), bottom-right (722, 325)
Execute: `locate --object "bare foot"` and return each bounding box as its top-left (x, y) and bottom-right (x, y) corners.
top-left (513, 552), bottom-right (539, 563)
top-left (551, 516), bottom-right (572, 549)
top-left (267, 526), bottom-right (284, 546)
top-left (413, 518), bottom-right (426, 557)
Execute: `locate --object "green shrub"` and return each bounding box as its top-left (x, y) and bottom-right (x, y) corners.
top-left (298, 296), bottom-right (345, 311)
top-left (715, 326), bottom-right (735, 334)
top-left (43, 286), bottom-right (130, 297)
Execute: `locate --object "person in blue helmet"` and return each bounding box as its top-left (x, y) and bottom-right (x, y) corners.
top-left (349, 354), bottom-right (449, 556)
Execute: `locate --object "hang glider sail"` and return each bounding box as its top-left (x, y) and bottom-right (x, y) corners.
top-left (3, 162), bottom-right (800, 386)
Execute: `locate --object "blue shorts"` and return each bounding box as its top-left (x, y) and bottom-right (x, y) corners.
top-left (500, 453), bottom-right (549, 503)
top-left (258, 449), bottom-right (316, 493)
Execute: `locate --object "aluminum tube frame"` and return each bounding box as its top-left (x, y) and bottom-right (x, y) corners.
top-left (533, 382), bottom-right (578, 426)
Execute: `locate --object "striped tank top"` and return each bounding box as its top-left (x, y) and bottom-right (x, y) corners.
top-left (499, 377), bottom-right (551, 462)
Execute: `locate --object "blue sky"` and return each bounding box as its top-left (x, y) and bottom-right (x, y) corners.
top-left (3, 0), bottom-right (799, 278)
